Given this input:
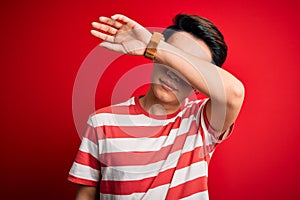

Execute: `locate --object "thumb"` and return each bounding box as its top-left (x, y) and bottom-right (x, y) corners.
top-left (99, 41), bottom-right (126, 53)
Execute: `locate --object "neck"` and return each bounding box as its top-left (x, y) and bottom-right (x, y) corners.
top-left (139, 89), bottom-right (182, 116)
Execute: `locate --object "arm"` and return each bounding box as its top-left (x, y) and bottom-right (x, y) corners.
top-left (155, 41), bottom-right (244, 135)
top-left (75, 185), bottom-right (98, 200)
top-left (90, 14), bottom-right (244, 136)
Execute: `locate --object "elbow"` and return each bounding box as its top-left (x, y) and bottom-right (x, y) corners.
top-left (227, 81), bottom-right (245, 108)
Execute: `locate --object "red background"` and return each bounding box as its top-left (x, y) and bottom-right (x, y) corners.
top-left (1, 0), bottom-right (300, 199)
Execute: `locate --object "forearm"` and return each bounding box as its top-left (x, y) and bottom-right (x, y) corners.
top-left (156, 40), bottom-right (243, 103)
top-left (155, 40), bottom-right (244, 132)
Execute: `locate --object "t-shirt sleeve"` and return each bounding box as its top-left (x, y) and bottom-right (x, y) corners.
top-left (67, 117), bottom-right (100, 186)
top-left (198, 99), bottom-right (234, 151)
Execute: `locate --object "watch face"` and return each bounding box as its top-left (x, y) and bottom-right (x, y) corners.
top-left (144, 47), bottom-right (156, 60)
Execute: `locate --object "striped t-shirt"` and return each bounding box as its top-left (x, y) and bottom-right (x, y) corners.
top-left (68, 96), bottom-right (232, 199)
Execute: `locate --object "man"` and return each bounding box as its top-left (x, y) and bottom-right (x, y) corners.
top-left (68, 14), bottom-right (244, 199)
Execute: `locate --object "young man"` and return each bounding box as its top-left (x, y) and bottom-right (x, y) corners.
top-left (68, 14), bottom-right (244, 199)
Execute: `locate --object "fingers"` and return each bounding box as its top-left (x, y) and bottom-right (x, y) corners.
top-left (90, 14), bottom-right (141, 43)
top-left (90, 15), bottom-right (125, 42)
top-left (90, 30), bottom-right (114, 43)
top-left (111, 14), bottom-right (141, 28)
top-left (99, 16), bottom-right (123, 29)
top-left (91, 22), bottom-right (117, 35)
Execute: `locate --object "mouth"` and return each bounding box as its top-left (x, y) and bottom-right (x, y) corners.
top-left (159, 78), bottom-right (178, 91)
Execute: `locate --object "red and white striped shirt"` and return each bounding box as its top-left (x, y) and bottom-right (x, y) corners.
top-left (68, 96), bottom-right (232, 199)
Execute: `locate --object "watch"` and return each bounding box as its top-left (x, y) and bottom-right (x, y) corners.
top-left (144, 32), bottom-right (164, 60)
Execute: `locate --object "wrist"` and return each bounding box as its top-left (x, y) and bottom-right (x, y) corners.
top-left (144, 32), bottom-right (164, 60)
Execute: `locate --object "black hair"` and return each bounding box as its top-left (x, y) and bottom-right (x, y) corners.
top-left (163, 14), bottom-right (227, 67)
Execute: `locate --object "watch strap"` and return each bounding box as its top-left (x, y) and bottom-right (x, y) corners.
top-left (144, 32), bottom-right (164, 60)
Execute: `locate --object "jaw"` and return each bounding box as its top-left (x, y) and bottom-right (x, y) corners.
top-left (139, 85), bottom-right (180, 113)
top-left (147, 83), bottom-right (191, 105)
top-left (140, 82), bottom-right (195, 115)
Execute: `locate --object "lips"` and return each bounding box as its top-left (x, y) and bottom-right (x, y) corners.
top-left (159, 78), bottom-right (178, 91)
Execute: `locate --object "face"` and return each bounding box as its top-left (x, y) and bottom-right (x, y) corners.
top-left (150, 31), bottom-right (213, 105)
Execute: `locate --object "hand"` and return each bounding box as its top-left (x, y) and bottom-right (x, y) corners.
top-left (91, 14), bottom-right (152, 56)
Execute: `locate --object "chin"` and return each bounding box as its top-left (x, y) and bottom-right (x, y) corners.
top-left (152, 85), bottom-right (181, 104)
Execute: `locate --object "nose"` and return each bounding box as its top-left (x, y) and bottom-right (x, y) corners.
top-left (166, 70), bottom-right (180, 82)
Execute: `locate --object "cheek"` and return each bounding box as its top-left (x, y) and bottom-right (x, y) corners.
top-left (151, 66), bottom-right (166, 81)
top-left (178, 79), bottom-right (192, 90)
top-left (181, 82), bottom-right (193, 94)
top-left (152, 65), bottom-right (161, 74)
